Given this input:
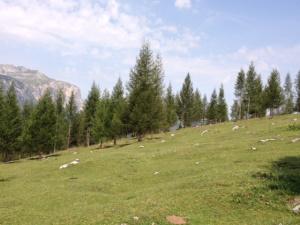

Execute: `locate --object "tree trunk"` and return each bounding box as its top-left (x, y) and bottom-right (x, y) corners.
top-left (86, 128), bottom-right (90, 147)
top-left (137, 134), bottom-right (143, 142)
top-left (113, 137), bottom-right (117, 145)
top-left (67, 124), bottom-right (71, 149)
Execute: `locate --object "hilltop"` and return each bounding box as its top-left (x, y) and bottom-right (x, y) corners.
top-left (0, 114), bottom-right (300, 225)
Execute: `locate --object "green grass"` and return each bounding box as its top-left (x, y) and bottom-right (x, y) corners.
top-left (1, 114), bottom-right (300, 225)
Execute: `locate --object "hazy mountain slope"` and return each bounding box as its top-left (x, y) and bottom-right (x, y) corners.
top-left (0, 64), bottom-right (82, 106)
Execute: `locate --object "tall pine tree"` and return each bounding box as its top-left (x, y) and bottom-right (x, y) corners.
top-left (84, 82), bottom-right (100, 146)
top-left (192, 88), bottom-right (203, 123)
top-left (66, 91), bottom-right (79, 148)
top-left (283, 73), bottom-right (294, 114)
top-left (264, 69), bottom-right (283, 116)
top-left (179, 73), bottom-right (194, 127)
top-left (217, 84), bottom-right (228, 122)
top-left (127, 42), bottom-right (164, 141)
top-left (164, 83), bottom-right (177, 129)
top-left (2, 84), bottom-right (22, 161)
top-left (234, 69), bottom-right (246, 119)
top-left (207, 89), bottom-right (218, 123)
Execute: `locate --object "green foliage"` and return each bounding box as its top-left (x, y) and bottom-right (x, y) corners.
top-left (179, 73), bottom-right (194, 127)
top-left (295, 71), bottom-right (300, 112)
top-left (164, 83), bottom-right (177, 129)
top-left (283, 73), bottom-right (294, 114)
top-left (66, 91), bottom-right (79, 147)
top-left (26, 90), bottom-right (56, 154)
top-left (83, 82), bottom-right (100, 146)
top-left (127, 42), bottom-right (164, 140)
top-left (230, 100), bottom-right (239, 121)
top-left (1, 84), bottom-right (22, 161)
top-left (192, 88), bottom-right (203, 122)
top-left (264, 69), bottom-right (284, 116)
top-left (207, 89), bottom-right (218, 122)
top-left (217, 84), bottom-right (228, 122)
top-left (234, 69), bottom-right (246, 119)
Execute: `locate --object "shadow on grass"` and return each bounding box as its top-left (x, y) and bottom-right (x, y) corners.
top-left (268, 156), bottom-right (300, 195)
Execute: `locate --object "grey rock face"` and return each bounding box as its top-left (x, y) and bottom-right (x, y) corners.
top-left (0, 64), bottom-right (82, 107)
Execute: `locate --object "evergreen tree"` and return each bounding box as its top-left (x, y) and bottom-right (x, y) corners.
top-left (207, 89), bottom-right (218, 123)
top-left (264, 69), bottom-right (283, 116)
top-left (66, 91), bottom-right (78, 148)
top-left (179, 73), bottom-right (194, 127)
top-left (54, 90), bottom-right (68, 151)
top-left (127, 42), bottom-right (164, 141)
top-left (217, 84), bottom-right (228, 122)
top-left (192, 88), bottom-right (203, 122)
top-left (295, 71), bottom-right (300, 112)
top-left (202, 94), bottom-right (208, 124)
top-left (254, 75), bottom-right (265, 117)
top-left (92, 90), bottom-right (110, 148)
top-left (234, 69), bottom-right (246, 119)
top-left (283, 73), bottom-right (294, 114)
top-left (164, 83), bottom-right (177, 129)
top-left (231, 100), bottom-right (239, 121)
top-left (26, 90), bottom-right (56, 155)
top-left (21, 101), bottom-right (35, 156)
top-left (1, 84), bottom-right (22, 161)
top-left (175, 93), bottom-right (183, 128)
top-left (0, 82), bottom-right (5, 160)
top-left (110, 78), bottom-right (125, 145)
top-left (84, 82), bottom-right (100, 146)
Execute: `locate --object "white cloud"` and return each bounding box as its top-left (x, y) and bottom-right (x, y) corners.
top-left (175, 0), bottom-right (192, 9)
top-left (0, 0), bottom-right (200, 57)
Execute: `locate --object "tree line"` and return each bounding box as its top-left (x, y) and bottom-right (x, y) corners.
top-left (1, 43), bottom-right (300, 162)
top-left (231, 63), bottom-right (300, 120)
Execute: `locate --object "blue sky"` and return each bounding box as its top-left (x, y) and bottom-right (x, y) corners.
top-left (0, 0), bottom-right (300, 105)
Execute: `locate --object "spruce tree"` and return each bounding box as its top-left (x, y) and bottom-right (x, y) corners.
top-left (127, 42), bottom-right (164, 141)
top-left (26, 90), bottom-right (56, 155)
top-left (295, 71), bottom-right (300, 112)
top-left (21, 101), bottom-right (35, 156)
top-left (231, 100), bottom-right (239, 121)
top-left (1, 84), bottom-right (22, 161)
top-left (234, 69), bottom-right (246, 119)
top-left (283, 73), bottom-right (294, 114)
top-left (164, 83), bottom-right (177, 129)
top-left (192, 88), bottom-right (203, 123)
top-left (202, 94), bottom-right (208, 124)
top-left (264, 69), bottom-right (283, 116)
top-left (0, 82), bottom-right (5, 160)
top-left (207, 89), bottom-right (218, 123)
top-left (54, 90), bottom-right (68, 151)
top-left (175, 93), bottom-right (183, 128)
top-left (84, 82), bottom-right (100, 146)
top-left (66, 91), bottom-right (78, 148)
top-left (110, 78), bottom-right (125, 145)
top-left (217, 84), bottom-right (228, 122)
top-left (179, 73), bottom-right (194, 127)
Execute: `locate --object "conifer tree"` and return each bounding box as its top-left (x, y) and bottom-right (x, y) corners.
top-left (110, 79), bottom-right (125, 145)
top-left (264, 69), bottom-right (283, 116)
top-left (175, 93), bottom-right (183, 128)
top-left (192, 88), bottom-right (203, 122)
top-left (84, 82), bottom-right (100, 146)
top-left (0, 82), bottom-right (5, 160)
top-left (127, 42), bottom-right (164, 141)
top-left (207, 89), bottom-right (218, 123)
top-left (234, 69), bottom-right (246, 119)
top-left (66, 91), bottom-right (78, 148)
top-left (164, 83), bottom-right (177, 129)
top-left (1, 84), bottom-right (22, 161)
top-left (295, 71), bottom-right (300, 112)
top-left (26, 90), bottom-right (56, 155)
top-left (283, 73), bottom-right (294, 114)
top-left (54, 90), bottom-right (68, 151)
top-left (21, 101), bottom-right (35, 156)
top-left (231, 100), bottom-right (239, 121)
top-left (179, 73), bottom-right (194, 127)
top-left (217, 84), bottom-right (228, 122)
top-left (202, 94), bottom-right (208, 124)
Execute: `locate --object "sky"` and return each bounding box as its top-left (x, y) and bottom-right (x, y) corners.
top-left (0, 0), bottom-right (300, 105)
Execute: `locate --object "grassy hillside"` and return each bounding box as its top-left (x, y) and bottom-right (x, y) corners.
top-left (1, 115), bottom-right (300, 225)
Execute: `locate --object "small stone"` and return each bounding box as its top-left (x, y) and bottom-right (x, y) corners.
top-left (293, 204), bottom-right (300, 214)
top-left (154, 171), bottom-right (159, 175)
top-left (171, 134), bottom-right (175, 137)
top-left (232, 125), bottom-right (239, 131)
top-left (139, 145), bottom-right (145, 148)
top-left (133, 216), bottom-right (139, 221)
top-left (195, 162), bottom-right (200, 165)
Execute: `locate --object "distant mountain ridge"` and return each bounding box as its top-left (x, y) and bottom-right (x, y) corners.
top-left (0, 64), bottom-right (82, 107)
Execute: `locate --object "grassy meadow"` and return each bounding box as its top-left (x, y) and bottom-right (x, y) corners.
top-left (1, 114), bottom-right (300, 225)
